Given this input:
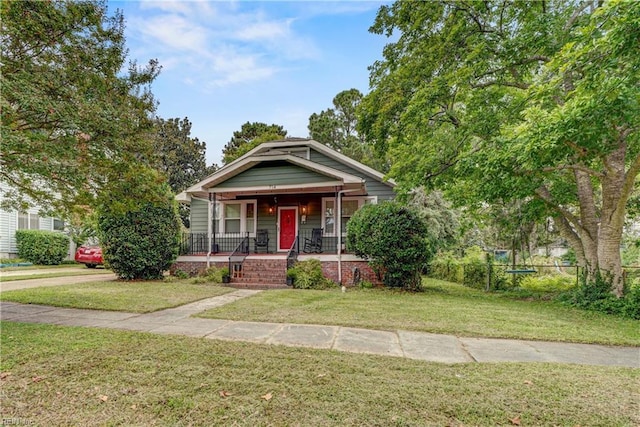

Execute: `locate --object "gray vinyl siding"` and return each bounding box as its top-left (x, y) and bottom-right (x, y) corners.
top-left (189, 198), bottom-right (209, 234)
top-left (216, 163), bottom-right (331, 188)
top-left (0, 209), bottom-right (14, 256)
top-left (309, 150), bottom-right (396, 200)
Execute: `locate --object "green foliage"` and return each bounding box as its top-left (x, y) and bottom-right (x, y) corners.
top-left (520, 275), bottom-right (576, 293)
top-left (148, 117), bottom-right (217, 194)
top-left (222, 122), bottom-right (287, 164)
top-left (429, 251), bottom-right (463, 284)
top-left (404, 188), bottom-right (460, 254)
top-left (307, 88), bottom-right (386, 171)
top-left (1, 0), bottom-right (160, 216)
top-left (15, 230), bottom-right (69, 265)
top-left (193, 266), bottom-right (229, 284)
top-left (172, 269), bottom-right (189, 280)
top-left (97, 177), bottom-right (181, 280)
top-left (360, 0), bottom-right (640, 295)
top-left (429, 247), bottom-right (510, 290)
top-left (287, 259), bottom-right (335, 290)
top-left (347, 202), bottom-right (429, 291)
top-left (561, 271), bottom-right (640, 320)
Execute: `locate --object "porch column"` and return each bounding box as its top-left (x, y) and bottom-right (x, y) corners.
top-left (206, 192), bottom-right (214, 267)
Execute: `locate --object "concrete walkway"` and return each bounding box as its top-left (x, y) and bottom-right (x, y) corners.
top-left (1, 290), bottom-right (638, 368)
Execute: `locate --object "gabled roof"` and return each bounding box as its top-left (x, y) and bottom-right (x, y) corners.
top-left (177, 138), bottom-right (394, 201)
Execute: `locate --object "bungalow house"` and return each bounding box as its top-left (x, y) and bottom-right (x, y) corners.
top-left (174, 138), bottom-right (396, 287)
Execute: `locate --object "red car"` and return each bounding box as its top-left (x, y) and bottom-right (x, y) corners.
top-left (75, 245), bottom-right (103, 268)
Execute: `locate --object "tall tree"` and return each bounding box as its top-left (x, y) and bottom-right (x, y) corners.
top-left (360, 0), bottom-right (640, 296)
top-left (222, 122), bottom-right (287, 164)
top-left (1, 0), bottom-right (160, 216)
top-left (149, 117), bottom-right (217, 194)
top-left (309, 89), bottom-right (386, 170)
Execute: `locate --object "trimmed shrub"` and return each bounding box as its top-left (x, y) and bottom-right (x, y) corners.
top-left (15, 229), bottom-right (69, 265)
top-left (97, 183), bottom-right (181, 281)
top-left (347, 202), bottom-right (429, 291)
top-left (287, 259), bottom-right (335, 290)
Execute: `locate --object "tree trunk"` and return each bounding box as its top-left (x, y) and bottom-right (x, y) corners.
top-left (597, 143), bottom-right (635, 296)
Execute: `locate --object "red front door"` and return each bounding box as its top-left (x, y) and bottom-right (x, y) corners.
top-left (278, 207), bottom-right (297, 251)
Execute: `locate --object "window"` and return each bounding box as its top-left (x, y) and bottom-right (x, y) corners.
top-left (321, 196), bottom-right (377, 236)
top-left (225, 204), bottom-right (241, 233)
top-left (340, 200), bottom-right (359, 234)
top-left (215, 200), bottom-right (257, 235)
top-left (324, 199), bottom-right (335, 235)
top-left (53, 219), bottom-right (65, 231)
top-left (18, 212), bottom-right (40, 230)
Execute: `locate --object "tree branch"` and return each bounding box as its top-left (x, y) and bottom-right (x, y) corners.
top-left (534, 185), bottom-right (583, 230)
top-left (541, 163), bottom-right (604, 178)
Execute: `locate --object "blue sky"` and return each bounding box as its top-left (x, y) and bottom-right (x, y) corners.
top-left (111, 1), bottom-right (392, 166)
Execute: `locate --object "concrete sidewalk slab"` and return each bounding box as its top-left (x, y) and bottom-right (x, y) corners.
top-left (150, 318), bottom-right (230, 337)
top-left (334, 327), bottom-right (403, 357)
top-left (268, 324), bottom-right (338, 349)
top-left (399, 331), bottom-right (473, 363)
top-left (207, 321), bottom-right (283, 342)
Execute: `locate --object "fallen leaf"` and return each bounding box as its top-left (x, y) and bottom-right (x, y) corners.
top-left (99, 395), bottom-right (109, 402)
top-left (219, 390), bottom-right (232, 398)
top-left (509, 415), bottom-right (521, 426)
top-left (0, 372), bottom-right (11, 380)
top-left (261, 392), bottom-right (272, 401)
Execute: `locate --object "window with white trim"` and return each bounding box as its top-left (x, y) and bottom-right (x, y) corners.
top-left (215, 200), bottom-right (257, 236)
top-left (18, 212), bottom-right (40, 230)
top-left (321, 196), bottom-right (377, 236)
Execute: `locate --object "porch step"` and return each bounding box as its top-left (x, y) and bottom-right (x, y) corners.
top-left (229, 258), bottom-right (288, 285)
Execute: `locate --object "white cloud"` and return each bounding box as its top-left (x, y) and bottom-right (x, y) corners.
top-left (125, 1), bottom-right (321, 89)
top-left (134, 14), bottom-right (210, 53)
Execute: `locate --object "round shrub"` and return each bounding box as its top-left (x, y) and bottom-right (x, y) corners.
top-left (15, 229), bottom-right (69, 265)
top-left (347, 202), bottom-right (429, 291)
top-left (97, 183), bottom-right (181, 280)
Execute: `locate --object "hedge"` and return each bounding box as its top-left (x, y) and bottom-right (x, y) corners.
top-left (15, 229), bottom-right (69, 265)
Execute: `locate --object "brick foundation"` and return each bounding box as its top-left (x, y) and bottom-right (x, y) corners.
top-left (170, 261), bottom-right (227, 277)
top-left (171, 257), bottom-right (382, 287)
top-left (321, 261), bottom-right (383, 287)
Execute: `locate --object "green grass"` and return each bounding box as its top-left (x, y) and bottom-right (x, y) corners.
top-left (197, 278), bottom-right (640, 346)
top-left (1, 322), bottom-right (638, 426)
top-left (0, 280), bottom-right (235, 313)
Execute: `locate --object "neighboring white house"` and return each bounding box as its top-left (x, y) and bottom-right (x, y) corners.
top-left (0, 183), bottom-right (71, 259)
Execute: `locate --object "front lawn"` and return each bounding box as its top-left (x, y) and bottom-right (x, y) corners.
top-left (197, 278), bottom-right (640, 346)
top-left (1, 322), bottom-right (637, 426)
top-left (0, 280), bottom-right (234, 313)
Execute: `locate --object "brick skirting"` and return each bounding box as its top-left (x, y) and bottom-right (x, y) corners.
top-left (170, 257), bottom-right (382, 287)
